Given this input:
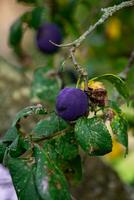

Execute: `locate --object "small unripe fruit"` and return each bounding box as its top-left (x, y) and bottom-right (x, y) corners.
top-left (36, 23), bottom-right (62, 54)
top-left (56, 88), bottom-right (88, 121)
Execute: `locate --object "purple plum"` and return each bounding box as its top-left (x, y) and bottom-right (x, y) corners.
top-left (56, 88), bottom-right (89, 121)
top-left (36, 23), bottom-right (62, 54)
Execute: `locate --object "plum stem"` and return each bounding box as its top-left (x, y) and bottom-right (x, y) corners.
top-left (70, 46), bottom-right (88, 90)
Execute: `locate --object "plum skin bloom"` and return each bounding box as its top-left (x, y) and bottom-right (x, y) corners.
top-left (56, 88), bottom-right (89, 121)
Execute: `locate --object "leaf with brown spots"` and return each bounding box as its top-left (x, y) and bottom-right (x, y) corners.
top-left (34, 144), bottom-right (71, 200)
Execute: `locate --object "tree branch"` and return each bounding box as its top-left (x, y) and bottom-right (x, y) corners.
top-left (51, 0), bottom-right (134, 89)
top-left (119, 49), bottom-right (134, 79)
top-left (70, 46), bottom-right (88, 90)
top-left (32, 127), bottom-right (70, 143)
top-left (53, 0), bottom-right (134, 48)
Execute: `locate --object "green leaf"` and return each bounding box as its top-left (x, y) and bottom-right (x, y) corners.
top-left (20, 7), bottom-right (46, 29)
top-left (75, 117), bottom-right (112, 156)
top-left (7, 156), bottom-right (41, 200)
top-left (32, 112), bottom-right (68, 139)
top-left (58, 0), bottom-right (78, 21)
top-left (111, 114), bottom-right (128, 155)
top-left (31, 67), bottom-right (61, 103)
top-left (9, 19), bottom-right (23, 47)
top-left (30, 7), bottom-right (46, 29)
top-left (42, 139), bottom-right (59, 163)
top-left (12, 105), bottom-right (47, 127)
top-left (91, 74), bottom-right (129, 100)
top-left (0, 141), bottom-right (7, 163)
top-left (61, 155), bottom-right (82, 185)
top-left (2, 126), bottom-right (31, 159)
top-left (9, 136), bottom-right (31, 157)
top-left (34, 144), bottom-right (71, 200)
top-left (108, 100), bottom-right (122, 114)
top-left (8, 136), bottom-right (21, 157)
top-left (52, 131), bottom-right (78, 160)
top-left (3, 126), bottom-right (18, 142)
top-left (43, 130), bottom-right (78, 161)
top-left (43, 140), bottom-right (81, 185)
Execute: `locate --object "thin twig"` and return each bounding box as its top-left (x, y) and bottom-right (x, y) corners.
top-left (51, 0), bottom-right (134, 48)
top-left (119, 49), bottom-right (134, 79)
top-left (32, 127), bottom-right (70, 142)
top-left (70, 47), bottom-right (88, 90)
top-left (71, 195), bottom-right (77, 200)
top-left (50, 0), bottom-right (134, 87)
